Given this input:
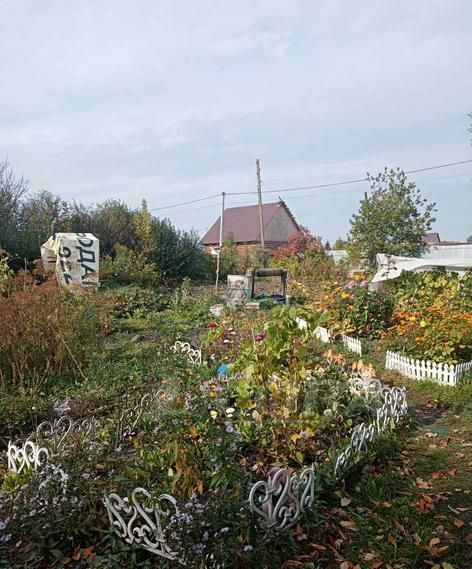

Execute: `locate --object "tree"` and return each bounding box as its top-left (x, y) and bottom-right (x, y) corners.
top-left (0, 159), bottom-right (28, 255)
top-left (133, 199), bottom-right (154, 257)
top-left (467, 235), bottom-right (472, 244)
top-left (17, 191), bottom-right (69, 260)
top-left (150, 217), bottom-right (209, 281)
top-left (271, 227), bottom-right (323, 261)
top-left (88, 199), bottom-right (136, 257)
top-left (347, 168), bottom-right (436, 268)
top-left (332, 237), bottom-right (348, 250)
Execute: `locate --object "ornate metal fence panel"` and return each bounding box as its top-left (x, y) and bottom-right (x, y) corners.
top-left (334, 385), bottom-right (408, 478)
top-left (348, 374), bottom-right (382, 400)
top-left (116, 389), bottom-right (166, 447)
top-left (104, 487), bottom-right (178, 559)
top-left (7, 440), bottom-right (50, 473)
top-left (249, 467), bottom-right (316, 533)
top-left (171, 341), bottom-right (202, 365)
top-left (6, 415), bottom-right (98, 472)
top-left (31, 415), bottom-right (98, 453)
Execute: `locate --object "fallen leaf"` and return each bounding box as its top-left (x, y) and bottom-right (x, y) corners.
top-left (82, 546), bottom-right (94, 560)
top-left (454, 519), bottom-right (464, 528)
top-left (341, 497), bottom-right (352, 507)
top-left (311, 543), bottom-right (326, 552)
top-left (340, 520), bottom-right (358, 531)
top-left (416, 477), bottom-right (432, 489)
top-left (387, 534), bottom-right (397, 547)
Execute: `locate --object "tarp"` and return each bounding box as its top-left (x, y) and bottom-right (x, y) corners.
top-left (41, 233), bottom-right (99, 290)
top-left (370, 253), bottom-right (472, 289)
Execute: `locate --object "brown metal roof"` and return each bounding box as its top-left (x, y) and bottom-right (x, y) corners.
top-left (201, 200), bottom-right (299, 245)
top-left (423, 232), bottom-right (441, 244)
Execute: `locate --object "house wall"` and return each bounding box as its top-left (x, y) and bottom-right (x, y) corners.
top-left (264, 207), bottom-right (299, 243)
top-left (423, 244), bottom-right (472, 260)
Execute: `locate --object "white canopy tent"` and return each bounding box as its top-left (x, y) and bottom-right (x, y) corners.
top-left (370, 253), bottom-right (472, 290)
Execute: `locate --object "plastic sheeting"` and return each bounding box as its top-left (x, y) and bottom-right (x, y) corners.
top-left (370, 253), bottom-right (472, 289)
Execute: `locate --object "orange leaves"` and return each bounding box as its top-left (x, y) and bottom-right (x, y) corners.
top-left (415, 494), bottom-right (436, 513)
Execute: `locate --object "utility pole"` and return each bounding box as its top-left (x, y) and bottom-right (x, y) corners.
top-left (256, 159), bottom-right (265, 265)
top-left (215, 191), bottom-right (225, 292)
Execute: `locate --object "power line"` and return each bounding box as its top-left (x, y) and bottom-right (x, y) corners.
top-left (149, 158), bottom-right (472, 211)
top-left (228, 158), bottom-right (472, 196)
top-left (149, 193), bottom-right (220, 212)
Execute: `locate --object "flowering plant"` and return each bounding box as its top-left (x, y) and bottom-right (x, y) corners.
top-left (382, 270), bottom-right (472, 363)
top-left (314, 277), bottom-right (394, 339)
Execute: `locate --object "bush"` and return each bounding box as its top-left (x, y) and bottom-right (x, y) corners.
top-left (381, 270), bottom-right (472, 363)
top-left (315, 276), bottom-right (394, 339)
top-left (100, 244), bottom-right (160, 288)
top-left (104, 286), bottom-right (169, 319)
top-left (0, 279), bottom-right (102, 393)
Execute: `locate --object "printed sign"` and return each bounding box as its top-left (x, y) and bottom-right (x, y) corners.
top-left (41, 233), bottom-right (99, 290)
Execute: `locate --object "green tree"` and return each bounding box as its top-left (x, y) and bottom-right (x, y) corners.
top-left (0, 159), bottom-right (28, 255)
top-left (88, 199), bottom-right (135, 257)
top-left (17, 191), bottom-right (69, 260)
top-left (150, 218), bottom-right (209, 281)
top-left (467, 235), bottom-right (472, 244)
top-left (133, 199), bottom-right (154, 257)
top-left (219, 233), bottom-right (239, 278)
top-left (347, 168), bottom-right (436, 268)
top-left (332, 237), bottom-right (348, 250)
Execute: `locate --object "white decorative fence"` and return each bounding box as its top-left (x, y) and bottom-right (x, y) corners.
top-left (249, 378), bottom-right (408, 533)
top-left (171, 341), bottom-right (202, 365)
top-left (342, 334), bottom-right (362, 356)
top-left (315, 326), bottom-right (331, 343)
top-left (104, 487), bottom-right (178, 559)
top-left (385, 351), bottom-right (472, 386)
top-left (7, 415), bottom-right (98, 473)
top-left (248, 467), bottom-right (316, 533)
top-left (334, 383), bottom-right (408, 478)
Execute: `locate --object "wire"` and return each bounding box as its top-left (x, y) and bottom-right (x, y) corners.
top-left (227, 158), bottom-right (472, 196)
top-left (149, 193), bottom-right (220, 212)
top-left (148, 158), bottom-right (472, 210)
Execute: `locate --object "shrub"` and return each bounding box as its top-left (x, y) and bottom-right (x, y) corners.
top-left (381, 270), bottom-right (472, 363)
top-left (100, 244), bottom-right (160, 288)
top-left (0, 280), bottom-right (102, 392)
top-left (104, 286), bottom-right (169, 319)
top-left (315, 276), bottom-right (394, 339)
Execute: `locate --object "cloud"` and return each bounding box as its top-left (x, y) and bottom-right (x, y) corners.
top-left (0, 0), bottom-right (471, 241)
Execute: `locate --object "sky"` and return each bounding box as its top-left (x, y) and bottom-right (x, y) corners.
top-left (1, 0), bottom-right (471, 242)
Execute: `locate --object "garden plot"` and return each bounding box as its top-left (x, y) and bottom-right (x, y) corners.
top-left (1, 306), bottom-right (409, 567)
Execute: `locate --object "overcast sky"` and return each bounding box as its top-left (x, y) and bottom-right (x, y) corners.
top-left (1, 0), bottom-right (471, 242)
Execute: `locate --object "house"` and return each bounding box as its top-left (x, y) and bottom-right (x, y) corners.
top-left (423, 232), bottom-right (441, 245)
top-left (422, 232), bottom-right (472, 261)
top-left (201, 200), bottom-right (300, 253)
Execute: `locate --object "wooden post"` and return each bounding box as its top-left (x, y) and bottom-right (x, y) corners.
top-left (256, 159), bottom-right (265, 264)
top-left (215, 192), bottom-right (225, 293)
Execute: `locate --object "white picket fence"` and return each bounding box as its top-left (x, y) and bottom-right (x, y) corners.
top-left (385, 351), bottom-right (472, 386)
top-left (315, 326), bottom-right (331, 343)
top-left (342, 334), bottom-right (363, 356)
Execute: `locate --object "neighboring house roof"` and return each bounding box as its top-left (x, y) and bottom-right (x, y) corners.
top-left (423, 232), bottom-right (441, 244)
top-left (201, 200), bottom-right (300, 245)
